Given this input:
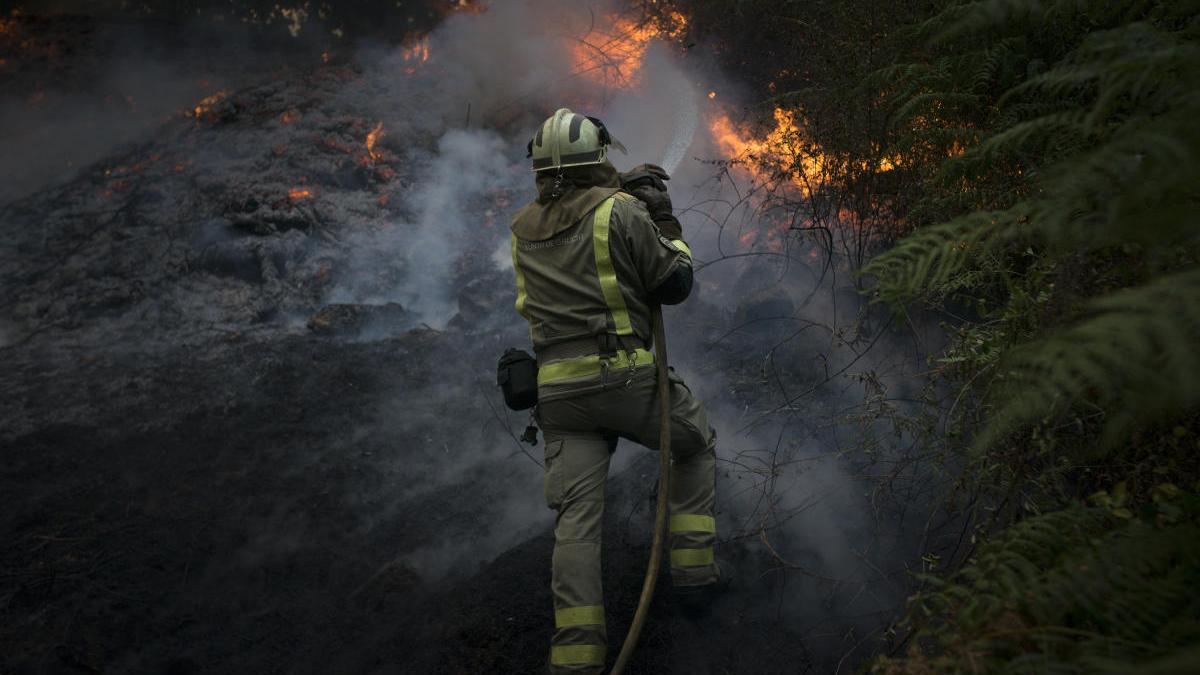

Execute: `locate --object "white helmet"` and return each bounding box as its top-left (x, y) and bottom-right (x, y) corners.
top-left (526, 107), bottom-right (627, 172)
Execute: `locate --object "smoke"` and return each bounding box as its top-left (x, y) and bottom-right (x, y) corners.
top-left (0, 17), bottom-right (308, 207)
top-left (313, 2), bottom-right (945, 659)
top-left (1, 2), bottom-right (950, 669)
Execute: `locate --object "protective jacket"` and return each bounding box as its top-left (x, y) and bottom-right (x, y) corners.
top-left (510, 159), bottom-right (718, 675)
top-left (510, 161), bottom-right (693, 402)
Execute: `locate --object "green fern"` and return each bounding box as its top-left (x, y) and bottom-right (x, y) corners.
top-left (980, 269), bottom-right (1200, 452)
top-left (875, 501), bottom-right (1200, 674)
top-left (865, 5), bottom-right (1200, 450)
top-left (861, 2), bottom-right (1200, 670)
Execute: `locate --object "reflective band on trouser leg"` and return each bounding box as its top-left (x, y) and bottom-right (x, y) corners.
top-left (592, 197), bottom-right (634, 336)
top-left (669, 239), bottom-right (693, 258)
top-left (555, 605), bottom-right (605, 629)
top-left (669, 514), bottom-right (715, 534)
top-left (537, 347), bottom-right (654, 386)
top-left (550, 644), bottom-right (606, 667)
top-left (671, 547), bottom-right (714, 567)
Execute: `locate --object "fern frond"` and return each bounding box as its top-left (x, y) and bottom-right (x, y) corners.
top-left (977, 268), bottom-right (1200, 453)
top-left (864, 209), bottom-right (1026, 304)
top-left (878, 504), bottom-right (1200, 673)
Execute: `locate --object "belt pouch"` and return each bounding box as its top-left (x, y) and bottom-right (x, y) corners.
top-left (497, 348), bottom-right (539, 410)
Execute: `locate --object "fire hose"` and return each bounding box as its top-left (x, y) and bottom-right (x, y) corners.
top-left (609, 304), bottom-right (671, 675)
top-left (609, 77), bottom-right (697, 674)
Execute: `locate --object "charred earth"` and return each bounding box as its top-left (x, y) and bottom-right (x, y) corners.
top-left (0, 12), bottom-right (819, 675)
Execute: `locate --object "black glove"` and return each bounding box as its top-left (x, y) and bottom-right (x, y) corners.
top-left (619, 163), bottom-right (670, 193)
top-left (620, 163), bottom-right (682, 240)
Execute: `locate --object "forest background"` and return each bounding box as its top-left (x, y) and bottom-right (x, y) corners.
top-left (672, 0), bottom-right (1199, 671)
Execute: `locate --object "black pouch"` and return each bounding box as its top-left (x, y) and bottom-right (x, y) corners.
top-left (497, 348), bottom-right (538, 411)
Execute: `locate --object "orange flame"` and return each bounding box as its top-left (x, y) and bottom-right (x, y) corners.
top-left (280, 109), bottom-right (300, 125)
top-left (193, 90), bottom-right (230, 120)
top-left (289, 187), bottom-right (313, 201)
top-left (709, 107), bottom-right (825, 197)
top-left (366, 121), bottom-right (385, 162)
top-left (451, 0), bottom-right (487, 14)
top-left (401, 36), bottom-right (430, 74)
top-left (571, 11), bottom-right (687, 89)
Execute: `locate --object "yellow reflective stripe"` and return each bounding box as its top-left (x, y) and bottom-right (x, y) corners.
top-left (592, 197), bottom-right (633, 336)
top-left (555, 605), bottom-right (605, 628)
top-left (550, 644), bottom-right (606, 666)
top-left (537, 348), bottom-right (654, 386)
top-left (670, 238), bottom-right (692, 258)
top-left (511, 235), bottom-right (528, 320)
top-left (670, 514), bottom-right (715, 534)
top-left (671, 547), bottom-right (714, 568)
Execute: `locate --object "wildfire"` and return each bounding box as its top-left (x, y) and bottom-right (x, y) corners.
top-left (365, 121), bottom-right (385, 162)
top-left (289, 187), bottom-right (313, 201)
top-left (709, 107), bottom-right (825, 197)
top-left (280, 109), bottom-right (300, 124)
top-left (571, 11), bottom-right (688, 89)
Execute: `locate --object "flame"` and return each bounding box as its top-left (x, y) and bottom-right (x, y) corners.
top-left (709, 107), bottom-right (825, 197)
top-left (193, 90), bottom-right (230, 120)
top-left (452, 0), bottom-right (487, 14)
top-left (289, 187), bottom-right (313, 201)
top-left (366, 121), bottom-right (385, 162)
top-left (401, 36), bottom-right (430, 74)
top-left (280, 110), bottom-right (300, 124)
top-left (571, 11), bottom-right (687, 89)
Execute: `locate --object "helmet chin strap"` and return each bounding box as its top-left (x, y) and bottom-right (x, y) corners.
top-left (550, 166), bottom-right (565, 199)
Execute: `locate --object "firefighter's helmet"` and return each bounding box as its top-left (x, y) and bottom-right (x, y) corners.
top-left (526, 108), bottom-right (627, 172)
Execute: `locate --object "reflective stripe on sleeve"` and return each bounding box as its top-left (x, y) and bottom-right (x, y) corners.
top-left (555, 605), bottom-right (605, 628)
top-left (670, 547), bottom-right (714, 568)
top-left (550, 644), bottom-right (606, 666)
top-left (669, 514), bottom-right (715, 534)
top-left (669, 238), bottom-right (692, 258)
top-left (511, 234), bottom-right (529, 320)
top-left (592, 197), bottom-right (634, 336)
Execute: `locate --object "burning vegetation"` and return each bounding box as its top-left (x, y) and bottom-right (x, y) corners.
top-left (571, 10), bottom-right (688, 89)
top-left (709, 107), bottom-right (826, 197)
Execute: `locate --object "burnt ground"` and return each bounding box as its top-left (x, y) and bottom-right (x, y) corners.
top-left (0, 13), bottom-right (825, 675)
top-left (0, 10), bottom-right (948, 674)
top-left (1, 328), bottom-right (808, 675)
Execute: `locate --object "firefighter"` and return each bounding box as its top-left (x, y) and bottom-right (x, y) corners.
top-left (509, 108), bottom-right (720, 674)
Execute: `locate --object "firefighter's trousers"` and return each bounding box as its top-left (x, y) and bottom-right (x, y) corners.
top-left (537, 365), bottom-right (718, 674)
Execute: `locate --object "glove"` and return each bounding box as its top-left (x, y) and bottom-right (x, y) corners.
top-left (619, 163), bottom-right (670, 193)
top-left (620, 163), bottom-right (682, 240)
